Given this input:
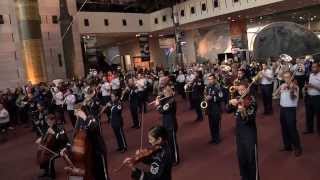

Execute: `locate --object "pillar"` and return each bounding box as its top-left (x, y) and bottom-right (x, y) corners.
top-left (229, 18), bottom-right (248, 51)
top-left (15, 0), bottom-right (47, 84)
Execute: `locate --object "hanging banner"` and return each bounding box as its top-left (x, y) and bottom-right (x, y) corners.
top-left (138, 33), bottom-right (150, 62)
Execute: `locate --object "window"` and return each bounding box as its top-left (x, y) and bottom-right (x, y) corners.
top-left (104, 19), bottom-right (109, 26)
top-left (162, 15), bottom-right (167, 22)
top-left (0, 15), bottom-right (4, 24)
top-left (154, 18), bottom-right (158, 24)
top-left (84, 19), bottom-right (89, 26)
top-left (122, 19), bottom-right (127, 26)
top-left (191, 7), bottom-right (195, 14)
top-left (201, 3), bottom-right (207, 11)
top-left (233, 0), bottom-right (239, 2)
top-left (139, 19), bottom-right (143, 26)
top-left (52, 16), bottom-right (58, 24)
top-left (213, 0), bottom-right (219, 8)
top-left (180, 10), bottom-right (185, 17)
top-left (58, 54), bottom-right (63, 67)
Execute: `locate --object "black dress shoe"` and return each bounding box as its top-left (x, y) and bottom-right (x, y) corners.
top-left (303, 131), bottom-right (314, 134)
top-left (120, 148), bottom-right (127, 153)
top-left (294, 149), bottom-right (302, 157)
top-left (279, 147), bottom-right (292, 152)
top-left (116, 148), bottom-right (122, 151)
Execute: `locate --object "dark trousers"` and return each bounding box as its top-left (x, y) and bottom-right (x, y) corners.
top-left (67, 110), bottom-right (76, 127)
top-left (208, 111), bottom-right (221, 143)
top-left (112, 127), bottom-right (127, 149)
top-left (138, 91), bottom-right (147, 113)
top-left (260, 84), bottom-right (273, 114)
top-left (167, 129), bottom-right (180, 164)
top-left (130, 105), bottom-right (139, 127)
top-left (295, 75), bottom-right (305, 98)
top-left (280, 107), bottom-right (302, 150)
top-left (54, 105), bottom-right (65, 124)
top-left (305, 95), bottom-right (320, 133)
top-left (40, 155), bottom-right (60, 178)
top-left (186, 92), bottom-right (193, 109)
top-left (176, 82), bottom-right (186, 99)
top-left (193, 99), bottom-right (203, 120)
top-left (236, 138), bottom-right (259, 180)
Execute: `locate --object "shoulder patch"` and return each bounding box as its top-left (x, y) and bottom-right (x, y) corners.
top-left (117, 105), bottom-right (122, 110)
top-left (150, 162), bottom-right (160, 175)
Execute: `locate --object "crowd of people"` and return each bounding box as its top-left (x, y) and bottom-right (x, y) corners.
top-left (0, 54), bottom-right (319, 180)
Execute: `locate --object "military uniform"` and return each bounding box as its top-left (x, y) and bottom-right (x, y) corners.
top-left (206, 84), bottom-right (223, 144)
top-left (131, 143), bottom-right (172, 180)
top-left (128, 86), bottom-right (140, 128)
top-left (110, 101), bottom-right (127, 151)
top-left (157, 97), bottom-right (179, 164)
top-left (191, 78), bottom-right (205, 121)
top-left (39, 125), bottom-right (70, 178)
top-left (233, 96), bottom-right (259, 180)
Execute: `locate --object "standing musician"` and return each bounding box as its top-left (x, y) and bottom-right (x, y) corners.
top-left (176, 70), bottom-right (186, 99)
top-left (191, 71), bottom-right (205, 121)
top-left (292, 59), bottom-right (306, 98)
top-left (136, 73), bottom-right (148, 113)
top-left (273, 71), bottom-right (302, 156)
top-left (260, 62), bottom-right (274, 115)
top-left (110, 93), bottom-right (128, 153)
top-left (64, 89), bottom-right (76, 127)
top-left (101, 77), bottom-right (112, 121)
top-left (70, 106), bottom-right (111, 180)
top-left (229, 82), bottom-right (259, 180)
top-left (155, 85), bottom-right (180, 165)
top-left (126, 78), bottom-right (141, 129)
top-left (205, 74), bottom-right (223, 144)
top-left (304, 63), bottom-right (320, 135)
top-left (35, 114), bottom-right (70, 179)
top-left (185, 69), bottom-right (195, 109)
top-left (33, 102), bottom-right (49, 137)
top-left (123, 126), bottom-right (173, 180)
top-left (52, 86), bottom-right (65, 124)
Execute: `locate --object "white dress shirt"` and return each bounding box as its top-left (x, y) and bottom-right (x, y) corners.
top-left (308, 73), bottom-right (320, 96)
top-left (0, 108), bottom-right (9, 124)
top-left (101, 82), bottom-right (111, 97)
top-left (136, 78), bottom-right (147, 92)
top-left (260, 69), bottom-right (274, 85)
top-left (54, 91), bottom-right (64, 106)
top-left (176, 74), bottom-right (186, 83)
top-left (65, 94), bottom-right (76, 110)
top-left (280, 84), bottom-right (299, 107)
top-left (111, 78), bottom-right (120, 91)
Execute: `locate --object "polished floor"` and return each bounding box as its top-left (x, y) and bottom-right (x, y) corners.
top-left (0, 96), bottom-right (320, 180)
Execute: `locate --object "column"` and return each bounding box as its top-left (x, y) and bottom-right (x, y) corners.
top-left (15, 0), bottom-right (47, 84)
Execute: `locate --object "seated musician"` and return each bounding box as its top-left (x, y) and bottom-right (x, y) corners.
top-left (35, 114), bottom-right (70, 179)
top-left (124, 126), bottom-right (173, 180)
top-left (229, 81), bottom-right (259, 180)
top-left (72, 106), bottom-right (111, 180)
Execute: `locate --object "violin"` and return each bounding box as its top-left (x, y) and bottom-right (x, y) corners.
top-left (114, 145), bottom-right (161, 172)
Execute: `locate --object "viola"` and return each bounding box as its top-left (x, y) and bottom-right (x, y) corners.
top-left (114, 145), bottom-right (161, 172)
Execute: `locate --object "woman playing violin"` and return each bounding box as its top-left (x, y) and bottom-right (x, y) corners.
top-left (229, 81), bottom-right (259, 180)
top-left (123, 126), bottom-right (173, 180)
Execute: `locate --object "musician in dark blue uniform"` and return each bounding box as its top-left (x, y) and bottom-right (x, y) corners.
top-left (110, 93), bottom-right (127, 153)
top-left (73, 106), bottom-right (111, 180)
top-left (191, 71), bottom-right (205, 121)
top-left (229, 82), bottom-right (259, 180)
top-left (205, 74), bottom-right (223, 144)
top-left (156, 85), bottom-right (179, 165)
top-left (124, 126), bottom-right (173, 180)
top-left (35, 114), bottom-right (70, 179)
top-left (127, 78), bottom-right (141, 129)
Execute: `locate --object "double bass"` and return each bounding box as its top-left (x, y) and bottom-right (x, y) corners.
top-left (65, 111), bottom-right (94, 180)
